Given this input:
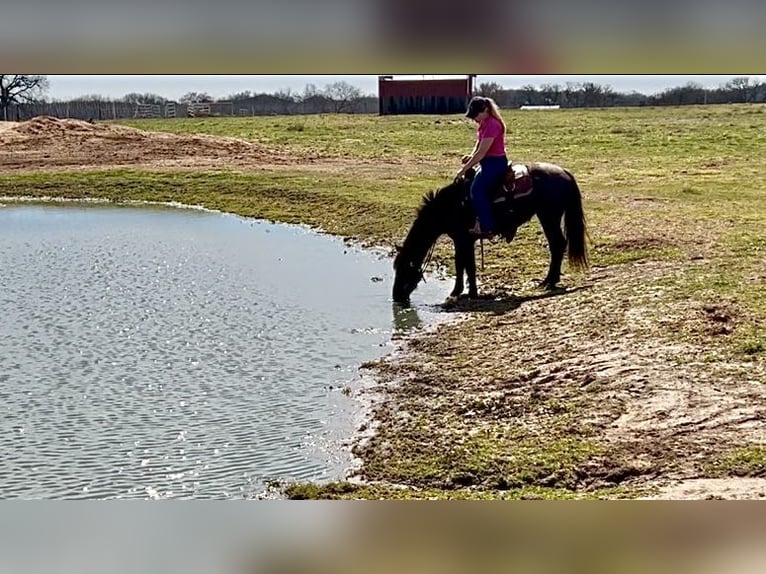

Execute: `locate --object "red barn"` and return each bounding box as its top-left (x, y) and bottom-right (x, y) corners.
top-left (378, 75), bottom-right (476, 115)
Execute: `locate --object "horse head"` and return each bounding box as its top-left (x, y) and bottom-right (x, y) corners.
top-left (392, 243), bottom-right (425, 304)
top-left (392, 177), bottom-right (470, 304)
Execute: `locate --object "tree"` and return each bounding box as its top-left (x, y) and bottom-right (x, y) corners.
top-left (725, 77), bottom-right (754, 103)
top-left (179, 91), bottom-right (212, 104)
top-left (302, 84), bottom-right (319, 100)
top-left (539, 83), bottom-right (561, 105)
top-left (519, 84), bottom-right (538, 106)
top-left (580, 82), bottom-right (613, 107)
top-left (476, 81), bottom-right (503, 100)
top-left (656, 82), bottom-right (706, 106)
top-left (323, 81), bottom-right (362, 113)
top-left (226, 91), bottom-right (253, 101)
top-left (272, 88), bottom-right (298, 114)
top-left (563, 82), bottom-right (581, 107)
top-left (300, 83), bottom-right (331, 113)
top-left (0, 74), bottom-right (48, 120)
top-left (121, 92), bottom-right (167, 104)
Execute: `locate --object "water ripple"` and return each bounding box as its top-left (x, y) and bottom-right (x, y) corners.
top-left (0, 204), bottom-right (450, 498)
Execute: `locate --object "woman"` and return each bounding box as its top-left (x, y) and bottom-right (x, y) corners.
top-left (455, 96), bottom-right (508, 237)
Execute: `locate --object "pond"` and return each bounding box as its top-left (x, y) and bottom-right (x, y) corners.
top-left (0, 202), bottom-right (451, 499)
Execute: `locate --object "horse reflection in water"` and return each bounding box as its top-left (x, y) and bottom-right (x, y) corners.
top-left (391, 302), bottom-right (423, 335)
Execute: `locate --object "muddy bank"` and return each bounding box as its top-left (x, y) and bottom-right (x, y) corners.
top-left (292, 256), bottom-right (765, 499)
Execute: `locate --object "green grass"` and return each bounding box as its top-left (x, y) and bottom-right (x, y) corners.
top-left (707, 447), bottom-right (766, 477)
top-left (0, 169), bottom-right (433, 248)
top-left (281, 481), bottom-right (638, 500)
top-left (115, 105), bottom-right (766, 180)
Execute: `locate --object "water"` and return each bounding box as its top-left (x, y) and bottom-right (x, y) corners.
top-left (0, 202), bottom-right (450, 499)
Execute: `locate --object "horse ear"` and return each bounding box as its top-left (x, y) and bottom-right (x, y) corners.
top-left (465, 167), bottom-right (477, 181)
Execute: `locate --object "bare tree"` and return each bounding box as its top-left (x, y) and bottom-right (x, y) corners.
top-left (656, 82), bottom-right (706, 105)
top-left (273, 88), bottom-right (298, 114)
top-left (539, 83), bottom-right (561, 105)
top-left (226, 90), bottom-right (253, 101)
top-left (324, 81), bottom-right (362, 113)
top-left (581, 82), bottom-right (613, 107)
top-left (519, 84), bottom-right (537, 106)
top-left (121, 92), bottom-right (167, 104)
top-left (725, 77), bottom-right (754, 103)
top-left (476, 81), bottom-right (503, 100)
top-left (302, 84), bottom-right (319, 100)
top-left (0, 74), bottom-right (48, 120)
top-left (560, 82), bottom-right (576, 107)
top-left (179, 91), bottom-right (212, 104)
top-left (300, 83), bottom-right (332, 113)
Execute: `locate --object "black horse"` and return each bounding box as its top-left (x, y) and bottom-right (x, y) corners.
top-left (392, 162), bottom-right (589, 304)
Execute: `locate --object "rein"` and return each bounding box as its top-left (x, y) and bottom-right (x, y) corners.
top-left (418, 239), bottom-right (438, 284)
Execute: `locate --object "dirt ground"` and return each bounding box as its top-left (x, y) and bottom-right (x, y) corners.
top-left (0, 116), bottom-right (425, 176)
top-left (361, 257), bottom-right (766, 498)
top-left (0, 116), bottom-right (293, 172)
top-left (3, 116), bottom-right (764, 499)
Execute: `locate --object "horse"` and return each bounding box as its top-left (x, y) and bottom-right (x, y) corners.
top-left (392, 162), bottom-right (589, 304)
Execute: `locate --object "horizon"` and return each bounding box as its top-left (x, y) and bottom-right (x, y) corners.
top-left (43, 75), bottom-right (761, 101)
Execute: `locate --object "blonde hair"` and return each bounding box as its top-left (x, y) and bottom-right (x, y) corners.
top-left (484, 97), bottom-right (506, 130)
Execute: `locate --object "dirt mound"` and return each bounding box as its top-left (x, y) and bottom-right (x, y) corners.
top-left (0, 116), bottom-right (141, 141)
top-left (0, 115), bottom-right (289, 172)
top-left (8, 115), bottom-right (103, 136)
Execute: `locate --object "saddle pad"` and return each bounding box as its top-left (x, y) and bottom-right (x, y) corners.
top-left (504, 164), bottom-right (533, 198)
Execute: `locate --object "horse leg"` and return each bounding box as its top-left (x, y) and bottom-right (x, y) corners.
top-left (464, 236), bottom-right (479, 298)
top-left (450, 236), bottom-right (466, 298)
top-left (539, 214), bottom-right (567, 289)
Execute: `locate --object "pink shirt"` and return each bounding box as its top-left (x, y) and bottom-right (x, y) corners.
top-left (477, 116), bottom-right (506, 157)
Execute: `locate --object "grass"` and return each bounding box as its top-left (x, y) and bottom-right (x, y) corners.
top-left (281, 481), bottom-right (638, 500)
top-left (110, 105), bottom-right (766, 287)
top-left (115, 105), bottom-right (766, 180)
top-left (0, 170), bottom-right (432, 249)
top-left (3, 104), bottom-right (766, 499)
top-left (707, 447), bottom-right (766, 477)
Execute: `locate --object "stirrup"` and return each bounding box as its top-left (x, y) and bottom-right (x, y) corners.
top-left (470, 228), bottom-right (496, 239)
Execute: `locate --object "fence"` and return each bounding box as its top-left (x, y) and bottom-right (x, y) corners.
top-left (7, 97), bottom-right (379, 121)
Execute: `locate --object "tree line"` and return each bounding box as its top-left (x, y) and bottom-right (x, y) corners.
top-left (475, 77), bottom-right (766, 107)
top-left (68, 81), bottom-right (378, 114)
top-left (2, 75), bottom-right (765, 121)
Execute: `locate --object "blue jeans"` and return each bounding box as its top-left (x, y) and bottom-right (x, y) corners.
top-left (470, 155), bottom-right (507, 232)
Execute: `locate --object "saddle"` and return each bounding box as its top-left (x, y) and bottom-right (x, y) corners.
top-left (465, 162), bottom-right (535, 242)
top-left (494, 163), bottom-right (533, 202)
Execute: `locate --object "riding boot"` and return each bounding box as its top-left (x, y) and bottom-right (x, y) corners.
top-left (502, 226), bottom-right (517, 243)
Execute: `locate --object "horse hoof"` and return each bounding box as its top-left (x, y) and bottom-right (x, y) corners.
top-left (442, 295), bottom-right (459, 308)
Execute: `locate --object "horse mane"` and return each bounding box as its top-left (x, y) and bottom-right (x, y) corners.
top-left (416, 181), bottom-right (461, 217)
top-left (417, 190), bottom-right (439, 215)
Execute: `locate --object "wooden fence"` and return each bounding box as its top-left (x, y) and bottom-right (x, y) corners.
top-left (6, 97), bottom-right (379, 121)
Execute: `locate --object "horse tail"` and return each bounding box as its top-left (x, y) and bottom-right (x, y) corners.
top-left (563, 170), bottom-right (590, 270)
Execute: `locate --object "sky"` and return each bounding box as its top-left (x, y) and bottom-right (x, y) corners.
top-left (44, 75), bottom-right (759, 101)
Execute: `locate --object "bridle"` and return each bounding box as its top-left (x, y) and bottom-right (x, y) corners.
top-left (417, 240), bottom-right (437, 284)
